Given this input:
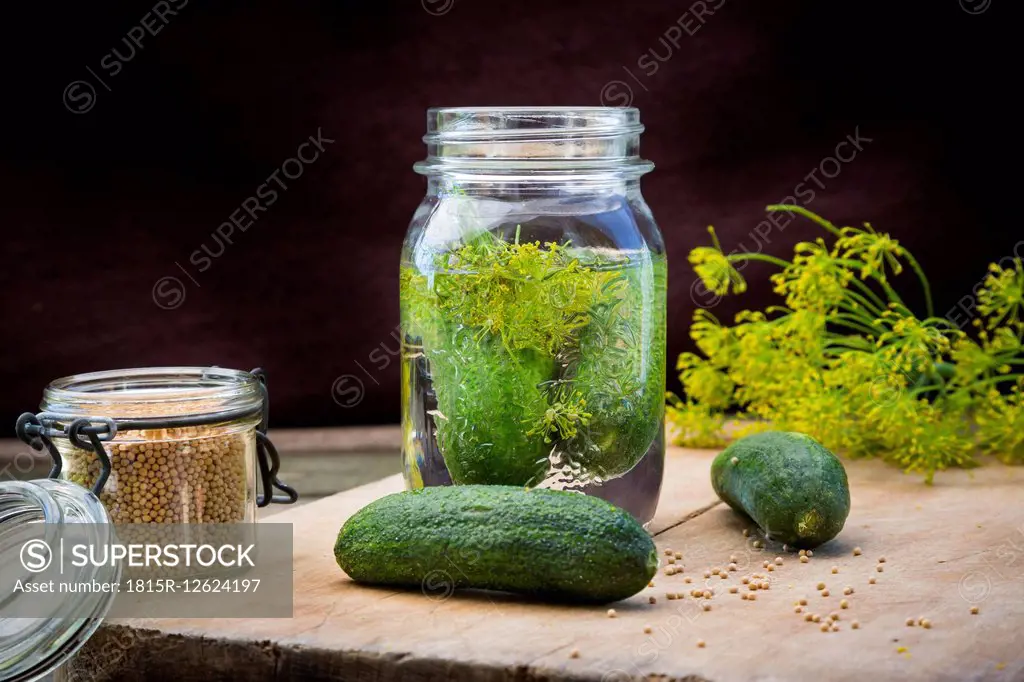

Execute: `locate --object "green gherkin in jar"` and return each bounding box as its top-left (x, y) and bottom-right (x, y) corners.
top-left (401, 230), bottom-right (665, 487)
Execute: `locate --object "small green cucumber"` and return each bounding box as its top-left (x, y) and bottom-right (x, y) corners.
top-left (334, 485), bottom-right (658, 603)
top-left (711, 431), bottom-right (850, 548)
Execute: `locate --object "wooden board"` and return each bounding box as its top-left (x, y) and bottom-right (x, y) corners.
top-left (67, 444), bottom-right (1024, 682)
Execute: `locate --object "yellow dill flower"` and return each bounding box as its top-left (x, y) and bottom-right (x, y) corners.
top-left (670, 206), bottom-right (1024, 482)
top-left (688, 226), bottom-right (746, 296)
top-left (770, 239), bottom-right (853, 312)
top-left (977, 259), bottom-right (1024, 330)
top-left (835, 222), bottom-right (907, 281)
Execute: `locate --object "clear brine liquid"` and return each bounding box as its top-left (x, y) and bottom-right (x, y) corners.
top-left (401, 227), bottom-right (666, 523)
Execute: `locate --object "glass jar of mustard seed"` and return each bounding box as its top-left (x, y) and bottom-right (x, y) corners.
top-left (0, 367), bottom-right (297, 680)
top-left (17, 367), bottom-right (297, 525)
top-left (401, 107), bottom-right (667, 523)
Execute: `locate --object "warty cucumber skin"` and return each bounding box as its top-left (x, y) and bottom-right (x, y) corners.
top-left (334, 485), bottom-right (658, 603)
top-left (711, 431), bottom-right (850, 549)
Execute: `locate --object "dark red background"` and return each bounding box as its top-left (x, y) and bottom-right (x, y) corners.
top-left (0, 0), bottom-right (1018, 435)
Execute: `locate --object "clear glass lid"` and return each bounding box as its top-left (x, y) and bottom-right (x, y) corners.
top-left (0, 479), bottom-right (119, 682)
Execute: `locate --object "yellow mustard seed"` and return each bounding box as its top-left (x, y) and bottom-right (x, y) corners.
top-left (702, 603), bottom-right (712, 612)
top-left (742, 577), bottom-right (750, 585)
top-left (712, 567), bottom-right (720, 575)
top-left (649, 596), bottom-right (657, 604)
top-left (853, 547), bottom-right (862, 556)
top-left (812, 614), bottom-right (821, 623)
top-left (851, 620), bottom-right (860, 629)
top-left (876, 565), bottom-right (884, 573)
top-left (921, 619), bottom-right (932, 629)
top-left (703, 571), bottom-right (712, 579)
top-left (674, 552), bottom-right (682, 560)
top-left (832, 625), bottom-right (840, 632)
top-left (830, 611), bottom-right (840, 621)
top-left (843, 586), bottom-right (853, 595)
top-left (806, 550), bottom-right (814, 557)
top-left (905, 618), bottom-right (915, 626)
top-left (728, 563), bottom-right (738, 572)
top-left (742, 529), bottom-right (750, 537)
top-left (970, 606), bottom-right (979, 615)
top-left (667, 593), bottom-right (676, 601)
top-left (795, 606), bottom-right (803, 614)
top-left (800, 556), bottom-right (809, 563)
top-left (748, 593), bottom-right (757, 601)
top-left (799, 549), bottom-right (807, 557)
top-left (753, 540), bottom-right (764, 549)
top-left (643, 626), bottom-right (652, 634)
top-left (729, 586), bottom-right (739, 594)
top-left (878, 556), bottom-right (886, 563)
top-left (741, 593), bottom-right (748, 600)
top-left (804, 613), bottom-right (813, 622)
top-left (702, 590), bottom-right (712, 599)
top-left (816, 582), bottom-right (826, 590)
top-left (820, 623), bottom-right (830, 632)
top-left (767, 564), bottom-right (775, 572)
top-left (607, 609), bottom-right (618, 618)
top-left (664, 549), bottom-right (674, 556)
top-left (821, 589), bottom-right (831, 597)
top-left (775, 557), bottom-right (784, 565)
top-left (831, 566), bottom-right (839, 574)
top-left (570, 649), bottom-right (580, 659)
top-left (697, 640), bottom-right (706, 648)
top-left (729, 554), bottom-right (738, 563)
top-left (840, 599), bottom-right (849, 609)
top-left (648, 581), bottom-right (655, 588)
top-left (799, 598), bottom-right (808, 605)
top-left (731, 457), bottom-right (739, 465)
top-left (869, 577), bottom-right (876, 584)
top-left (668, 557), bottom-right (676, 565)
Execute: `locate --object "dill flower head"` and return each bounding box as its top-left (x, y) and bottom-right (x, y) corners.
top-left (977, 259), bottom-right (1024, 330)
top-left (876, 309), bottom-right (955, 374)
top-left (689, 246), bottom-right (746, 296)
top-left (689, 309), bottom-right (737, 363)
top-left (835, 222), bottom-right (907, 281)
top-left (677, 353), bottom-right (735, 409)
top-left (770, 239), bottom-right (853, 312)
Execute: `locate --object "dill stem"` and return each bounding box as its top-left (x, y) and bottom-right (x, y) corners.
top-left (829, 313), bottom-right (883, 337)
top-left (902, 252), bottom-right (935, 318)
top-left (727, 253), bottom-right (791, 269)
top-left (847, 277), bottom-right (888, 312)
top-left (843, 289), bottom-right (888, 319)
top-left (765, 204), bottom-right (844, 238)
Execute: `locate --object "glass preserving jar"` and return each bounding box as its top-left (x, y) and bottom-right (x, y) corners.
top-left (401, 107), bottom-right (667, 523)
top-left (19, 367), bottom-right (297, 525)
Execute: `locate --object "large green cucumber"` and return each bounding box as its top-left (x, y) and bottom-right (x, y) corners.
top-left (429, 330), bottom-right (555, 486)
top-left (565, 257), bottom-right (667, 479)
top-left (334, 485), bottom-right (658, 603)
top-left (711, 431), bottom-right (850, 548)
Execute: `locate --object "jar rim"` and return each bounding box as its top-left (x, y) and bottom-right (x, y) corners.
top-left (417, 107), bottom-right (652, 179)
top-left (423, 106), bottom-right (644, 142)
top-left (40, 366), bottom-right (263, 419)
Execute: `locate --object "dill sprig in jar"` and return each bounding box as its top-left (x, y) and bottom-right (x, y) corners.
top-left (401, 107), bottom-right (667, 523)
top-left (17, 367), bottom-right (297, 525)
